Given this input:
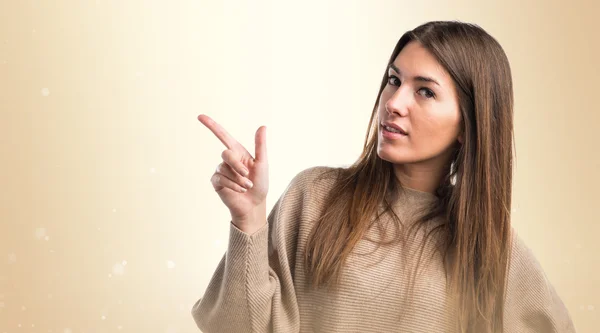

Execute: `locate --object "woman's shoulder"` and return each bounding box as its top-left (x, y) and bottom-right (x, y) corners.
top-left (508, 228), bottom-right (551, 283)
top-left (271, 166), bottom-right (343, 213)
top-left (287, 165), bottom-right (342, 193)
top-left (509, 229), bottom-right (550, 274)
top-left (268, 166), bottom-right (342, 223)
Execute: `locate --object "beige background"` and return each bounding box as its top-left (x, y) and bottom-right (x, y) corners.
top-left (1, 0), bottom-right (598, 332)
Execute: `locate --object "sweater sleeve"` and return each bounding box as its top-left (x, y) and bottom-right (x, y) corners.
top-left (191, 167), bottom-right (320, 333)
top-left (503, 231), bottom-right (577, 332)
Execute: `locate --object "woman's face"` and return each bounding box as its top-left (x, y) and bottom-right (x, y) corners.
top-left (377, 41), bottom-right (463, 168)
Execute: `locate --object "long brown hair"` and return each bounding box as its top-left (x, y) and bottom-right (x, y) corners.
top-left (303, 21), bottom-right (514, 332)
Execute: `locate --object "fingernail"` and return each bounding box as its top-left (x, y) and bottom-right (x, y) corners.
top-left (242, 168), bottom-right (249, 177)
top-left (245, 180), bottom-right (253, 189)
top-left (240, 187), bottom-right (247, 193)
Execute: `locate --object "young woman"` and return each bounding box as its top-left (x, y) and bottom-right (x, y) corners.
top-left (192, 21), bottom-right (576, 333)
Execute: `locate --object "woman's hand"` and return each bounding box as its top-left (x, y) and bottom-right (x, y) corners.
top-left (198, 114), bottom-right (269, 232)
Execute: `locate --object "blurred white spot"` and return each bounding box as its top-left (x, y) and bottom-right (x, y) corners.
top-left (166, 260), bottom-right (176, 269)
top-left (47, 294), bottom-right (52, 299)
top-left (49, 249), bottom-right (55, 253)
top-left (112, 208), bottom-right (117, 213)
top-left (150, 167), bottom-right (156, 173)
top-left (64, 329), bottom-right (72, 333)
top-left (112, 262), bottom-right (125, 275)
top-left (122, 260), bottom-right (127, 266)
top-left (588, 305), bottom-right (595, 310)
top-left (32, 29), bottom-right (36, 33)
top-left (18, 324), bottom-right (21, 328)
top-left (35, 228), bottom-right (47, 239)
top-left (41, 88), bottom-right (50, 97)
top-left (21, 305), bottom-right (26, 311)
top-left (45, 236), bottom-right (50, 241)
top-left (117, 325), bottom-right (123, 330)
top-left (32, 324), bottom-right (35, 327)
top-left (97, 227), bottom-right (101, 231)
top-left (108, 274), bottom-right (112, 278)
top-left (214, 239), bottom-right (223, 248)
top-left (101, 315), bottom-right (106, 320)
top-left (575, 244), bottom-right (583, 249)
top-left (8, 253), bottom-right (17, 263)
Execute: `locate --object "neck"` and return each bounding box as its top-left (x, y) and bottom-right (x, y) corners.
top-left (393, 160), bottom-right (450, 194)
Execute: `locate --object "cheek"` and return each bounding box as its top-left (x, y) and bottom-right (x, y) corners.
top-left (413, 107), bottom-right (461, 146)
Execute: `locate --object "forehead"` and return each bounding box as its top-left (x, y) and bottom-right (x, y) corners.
top-left (391, 41), bottom-right (450, 83)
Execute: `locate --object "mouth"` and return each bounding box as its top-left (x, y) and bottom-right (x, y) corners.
top-left (381, 122), bottom-right (408, 136)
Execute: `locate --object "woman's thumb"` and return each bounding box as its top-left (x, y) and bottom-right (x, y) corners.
top-left (254, 126), bottom-right (267, 162)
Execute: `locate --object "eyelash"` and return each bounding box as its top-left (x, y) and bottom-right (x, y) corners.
top-left (387, 75), bottom-right (436, 99)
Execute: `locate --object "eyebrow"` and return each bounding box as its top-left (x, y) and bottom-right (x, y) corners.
top-left (389, 63), bottom-right (440, 86)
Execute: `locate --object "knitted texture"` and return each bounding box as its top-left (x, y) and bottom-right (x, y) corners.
top-left (192, 166), bottom-right (576, 333)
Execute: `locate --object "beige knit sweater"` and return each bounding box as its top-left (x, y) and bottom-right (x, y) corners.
top-left (191, 166), bottom-right (576, 332)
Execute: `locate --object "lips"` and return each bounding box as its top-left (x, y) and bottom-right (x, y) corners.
top-left (382, 122), bottom-right (408, 135)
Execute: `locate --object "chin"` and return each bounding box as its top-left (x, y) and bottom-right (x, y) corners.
top-left (377, 141), bottom-right (431, 165)
top-left (377, 146), bottom-right (412, 165)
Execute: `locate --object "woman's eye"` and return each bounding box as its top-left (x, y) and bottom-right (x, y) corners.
top-left (387, 75), bottom-right (400, 86)
top-left (417, 88), bottom-right (435, 99)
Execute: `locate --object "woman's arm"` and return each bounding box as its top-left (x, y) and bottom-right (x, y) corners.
top-left (191, 168), bottom-right (320, 333)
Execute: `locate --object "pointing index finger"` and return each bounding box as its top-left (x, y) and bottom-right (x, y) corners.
top-left (198, 114), bottom-right (239, 150)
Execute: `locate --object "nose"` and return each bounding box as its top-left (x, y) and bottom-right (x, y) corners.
top-left (385, 86), bottom-right (410, 117)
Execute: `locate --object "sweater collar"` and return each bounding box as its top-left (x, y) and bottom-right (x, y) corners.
top-left (394, 185), bottom-right (440, 207)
